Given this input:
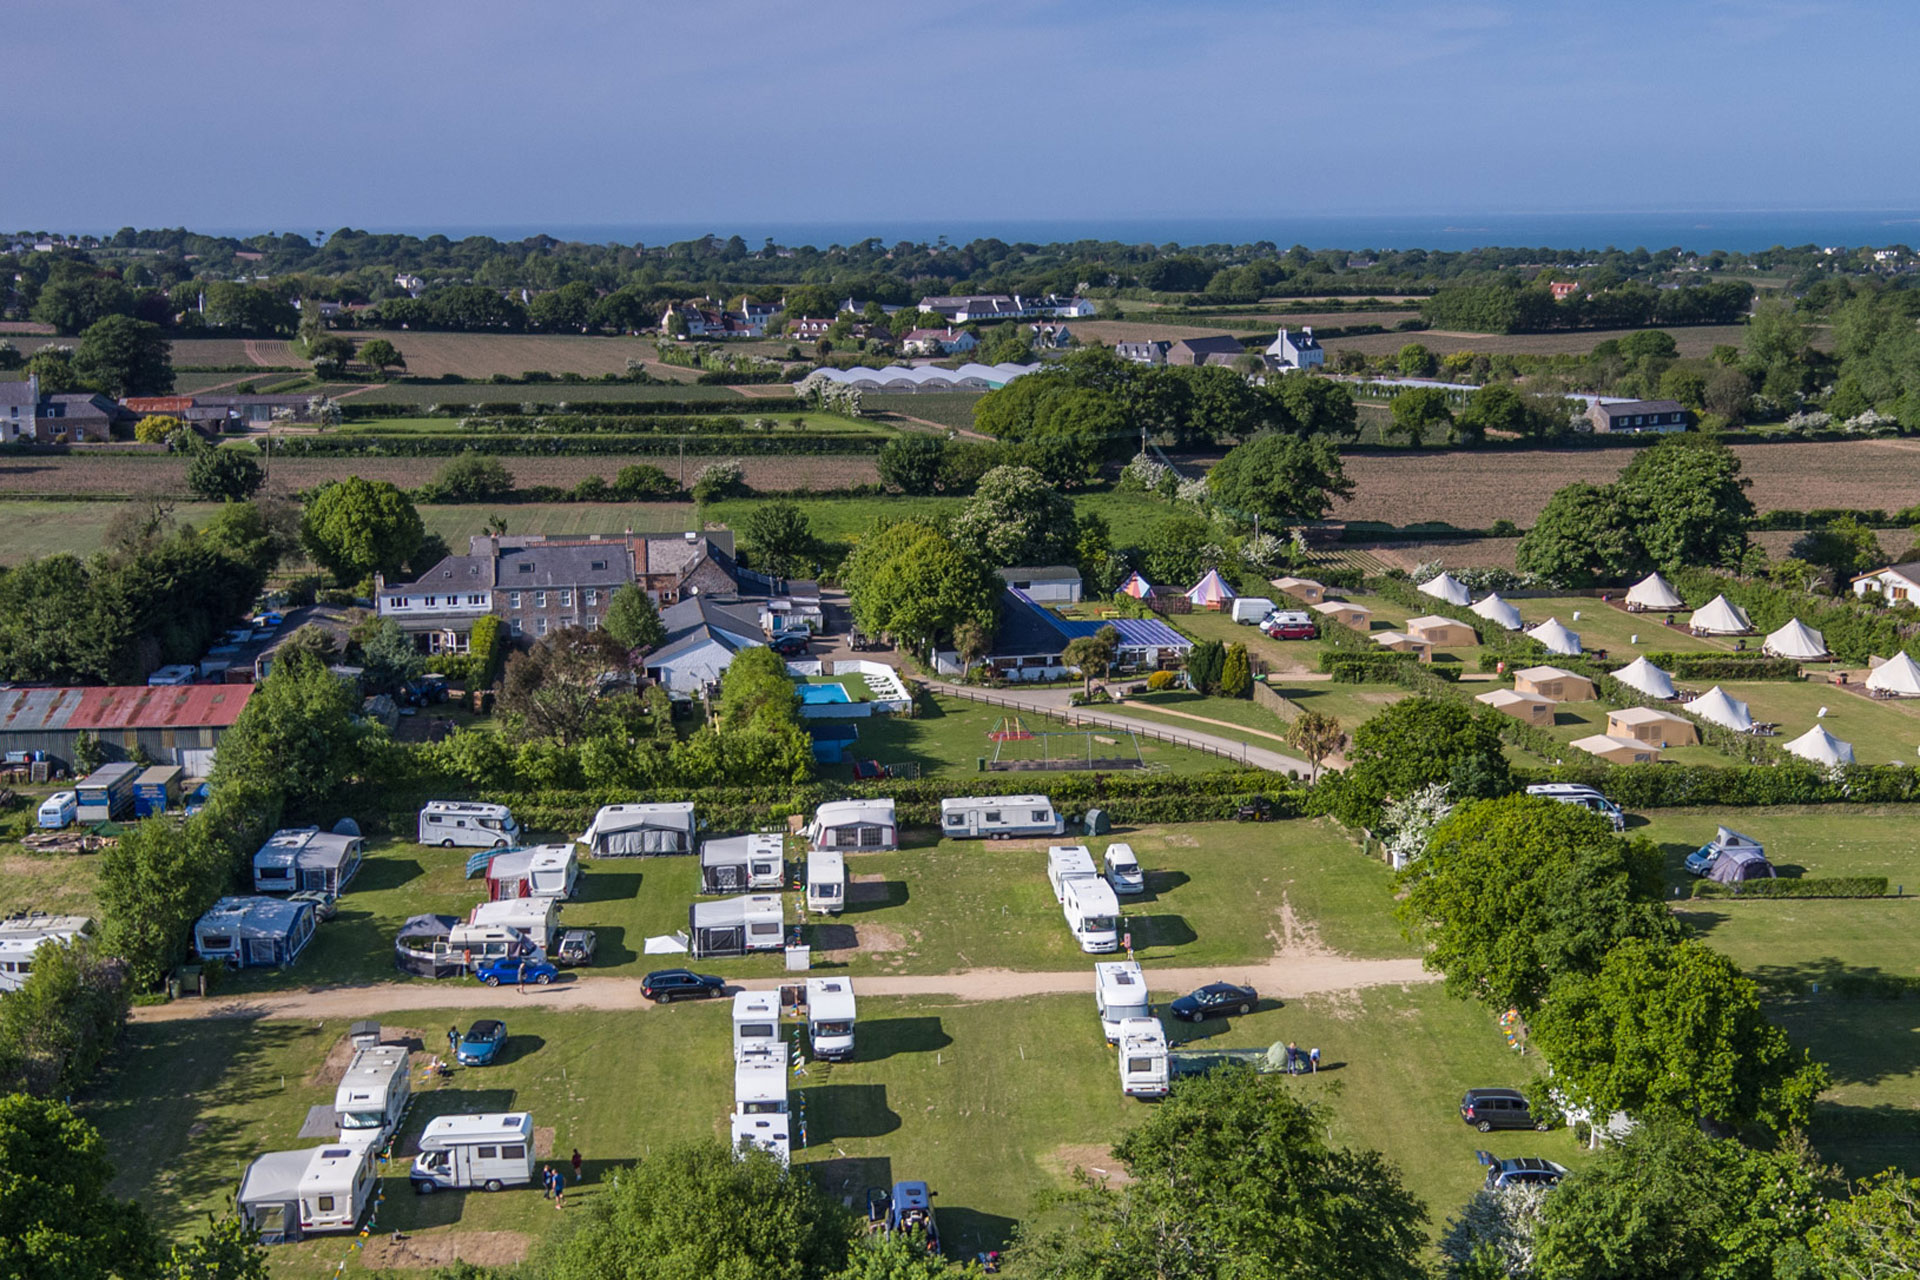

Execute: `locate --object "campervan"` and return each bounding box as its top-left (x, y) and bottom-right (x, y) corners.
top-left (733, 989), bottom-right (782, 1063)
top-left (1046, 844), bottom-right (1099, 902)
top-left (1103, 843), bottom-right (1144, 895)
top-left (438, 923), bottom-right (541, 970)
top-left (298, 1143), bottom-right (379, 1233)
top-left (1095, 960), bottom-right (1151, 1041)
top-left (36, 791), bottom-right (76, 829)
top-left (1063, 876), bottom-right (1122, 953)
top-left (1117, 1017), bottom-right (1171, 1099)
top-left (805, 977), bottom-right (856, 1060)
top-left (699, 833), bottom-right (786, 894)
top-left (333, 1044), bottom-right (411, 1147)
top-left (410, 1113), bottom-right (537, 1193)
top-left (1523, 783), bottom-right (1626, 832)
top-left (806, 849), bottom-right (845, 915)
top-left (467, 898), bottom-right (559, 951)
top-left (418, 801), bottom-right (522, 849)
top-left (939, 795), bottom-right (1066, 840)
top-left (732, 1046), bottom-right (791, 1164)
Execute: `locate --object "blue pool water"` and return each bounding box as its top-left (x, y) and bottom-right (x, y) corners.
top-left (798, 683), bottom-right (852, 706)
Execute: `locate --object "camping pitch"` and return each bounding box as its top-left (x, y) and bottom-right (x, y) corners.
top-left (1783, 724), bottom-right (1854, 766)
top-left (1525, 618), bottom-right (1582, 656)
top-left (1684, 685), bottom-right (1754, 732)
top-left (1612, 656), bottom-right (1676, 700)
top-left (1689, 594), bottom-right (1754, 636)
top-left (1624, 572), bottom-right (1684, 612)
top-left (1471, 593), bottom-right (1524, 631)
top-left (1763, 619), bottom-right (1830, 661)
top-left (1418, 573), bottom-right (1471, 607)
top-left (1867, 652), bottom-right (1920, 697)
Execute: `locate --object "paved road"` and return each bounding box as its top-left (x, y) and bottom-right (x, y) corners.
top-left (926, 681), bottom-right (1317, 775)
top-left (127, 955), bottom-right (1435, 1024)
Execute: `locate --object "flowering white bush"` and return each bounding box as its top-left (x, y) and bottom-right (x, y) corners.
top-left (1381, 782), bottom-right (1453, 869)
top-left (1437, 1184), bottom-right (1549, 1278)
top-left (1119, 452), bottom-right (1169, 493)
top-left (1176, 476), bottom-right (1211, 505)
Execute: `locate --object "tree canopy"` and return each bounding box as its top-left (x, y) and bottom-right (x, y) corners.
top-left (185, 446), bottom-right (265, 503)
top-left (0, 1095), bottom-right (158, 1280)
top-left (603, 583), bottom-right (667, 652)
top-left (72, 314), bottom-right (173, 397)
top-left (1206, 433), bottom-right (1354, 529)
top-left (1329, 697), bottom-right (1511, 827)
top-left (211, 651), bottom-right (376, 817)
top-left (843, 520), bottom-right (1000, 654)
top-left (950, 464), bottom-right (1079, 569)
top-left (299, 476), bottom-right (426, 585)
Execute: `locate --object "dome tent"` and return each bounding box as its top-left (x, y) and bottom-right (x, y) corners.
top-left (1525, 618), bottom-right (1582, 656)
top-left (1624, 572), bottom-right (1685, 611)
top-left (1612, 656), bottom-right (1677, 700)
top-left (1684, 685), bottom-right (1754, 732)
top-left (1471, 593), bottom-right (1524, 631)
top-left (1867, 651), bottom-right (1920, 698)
top-left (1762, 619), bottom-right (1830, 661)
top-left (1782, 724), bottom-right (1854, 766)
top-left (1418, 572), bottom-right (1471, 607)
top-left (1689, 594), bottom-right (1754, 635)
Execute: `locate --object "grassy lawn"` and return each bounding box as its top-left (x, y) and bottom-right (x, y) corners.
top-left (353, 382), bottom-right (748, 405)
top-left (1716, 680), bottom-right (1920, 765)
top-left (705, 494), bottom-right (965, 548)
top-left (1100, 690), bottom-right (1293, 743)
top-left (1507, 597), bottom-right (1731, 657)
top-left (1522, 698), bottom-right (1730, 768)
top-left (1277, 682), bottom-right (1411, 737)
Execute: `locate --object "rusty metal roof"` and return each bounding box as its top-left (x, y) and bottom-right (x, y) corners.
top-left (0, 685), bottom-right (253, 733)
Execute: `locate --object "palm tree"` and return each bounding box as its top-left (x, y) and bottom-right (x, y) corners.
top-left (1286, 710), bottom-right (1343, 783)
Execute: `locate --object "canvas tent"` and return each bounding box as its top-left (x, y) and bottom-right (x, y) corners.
top-left (579, 802), bottom-right (696, 856)
top-left (1512, 666), bottom-right (1595, 702)
top-left (1312, 600), bottom-right (1371, 629)
top-left (1689, 594), bottom-right (1754, 635)
top-left (1270, 576), bottom-right (1326, 605)
top-left (1625, 572), bottom-right (1685, 612)
top-left (1418, 573), bottom-right (1471, 607)
top-left (394, 914), bottom-right (460, 978)
top-left (1185, 569), bottom-right (1236, 610)
top-left (1571, 733), bottom-right (1661, 765)
top-left (1475, 688), bottom-right (1555, 725)
top-left (1606, 706), bottom-right (1698, 746)
top-left (1471, 593), bottom-right (1524, 631)
top-left (1371, 631), bottom-right (1430, 657)
top-left (239, 1149), bottom-right (316, 1244)
top-left (1784, 724), bottom-right (1854, 766)
top-left (1612, 656), bottom-right (1677, 700)
top-left (1525, 618), bottom-right (1582, 656)
top-left (1763, 619), bottom-right (1830, 661)
top-left (1867, 651), bottom-right (1920, 697)
top-left (1684, 685), bottom-right (1754, 732)
top-left (1118, 571), bottom-right (1152, 600)
top-left (1407, 615), bottom-right (1478, 647)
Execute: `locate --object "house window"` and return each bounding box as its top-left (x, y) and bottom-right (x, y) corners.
top-left (510, 619), bottom-right (523, 635)
top-left (508, 591), bottom-right (521, 609)
top-left (518, 564), bottom-right (533, 574)
top-left (590, 560), bottom-right (607, 571)
top-left (535, 592), bottom-right (546, 608)
top-left (585, 616), bottom-right (598, 630)
top-left (424, 596), bottom-right (437, 607)
top-left (537, 617), bottom-right (548, 635)
top-left (559, 590), bottom-right (572, 607)
top-left (584, 588), bottom-right (597, 606)
top-left (470, 594), bottom-right (485, 606)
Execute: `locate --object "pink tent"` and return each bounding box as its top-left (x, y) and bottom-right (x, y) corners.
top-left (1119, 570), bottom-right (1153, 599)
top-left (1185, 568), bottom-right (1237, 610)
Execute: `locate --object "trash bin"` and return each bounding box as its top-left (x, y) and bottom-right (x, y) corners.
top-left (785, 944), bottom-right (811, 972)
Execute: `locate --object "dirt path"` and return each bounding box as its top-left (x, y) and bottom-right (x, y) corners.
top-left (1102, 702), bottom-right (1294, 745)
top-left (332, 382), bottom-right (390, 400)
top-left (128, 955), bottom-right (1432, 1025)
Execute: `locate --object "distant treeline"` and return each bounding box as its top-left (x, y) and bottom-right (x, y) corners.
top-left (1420, 280), bottom-right (1755, 334)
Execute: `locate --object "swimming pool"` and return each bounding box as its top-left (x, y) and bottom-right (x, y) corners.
top-left (798, 683), bottom-right (853, 705)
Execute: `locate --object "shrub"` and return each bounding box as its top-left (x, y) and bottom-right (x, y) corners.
top-left (692, 459), bottom-right (747, 504)
top-left (1146, 670), bottom-right (1178, 691)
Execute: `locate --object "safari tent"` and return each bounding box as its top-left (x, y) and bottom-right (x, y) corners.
top-left (1407, 615), bottom-right (1478, 647)
top-left (1311, 599), bottom-right (1372, 629)
top-left (1606, 706), bottom-right (1698, 746)
top-left (1525, 618), bottom-right (1582, 656)
top-left (1867, 652), bottom-right (1920, 697)
top-left (1475, 688), bottom-right (1555, 726)
top-left (1418, 573), bottom-right (1472, 607)
top-left (1571, 733), bottom-right (1661, 765)
top-left (1783, 724), bottom-right (1854, 766)
top-left (1624, 572), bottom-right (1684, 612)
top-left (1612, 656), bottom-right (1677, 700)
top-left (1763, 619), bottom-right (1830, 661)
top-left (1371, 631), bottom-right (1431, 658)
top-left (1689, 594), bottom-right (1754, 635)
top-left (1683, 685), bottom-right (1754, 732)
top-left (1269, 576), bottom-right (1327, 605)
top-left (1185, 569), bottom-right (1236, 610)
top-left (1471, 593), bottom-right (1524, 631)
top-left (1512, 665), bottom-right (1596, 702)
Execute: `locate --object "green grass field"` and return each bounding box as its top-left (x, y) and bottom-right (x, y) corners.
top-left (1713, 680), bottom-right (1920, 765)
top-left (866, 392), bottom-right (983, 432)
top-left (333, 412), bottom-right (881, 437)
top-left (351, 382), bottom-right (749, 405)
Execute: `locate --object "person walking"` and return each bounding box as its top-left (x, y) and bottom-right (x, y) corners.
top-left (1309, 1047), bottom-right (1321, 1073)
top-left (447, 1025), bottom-right (459, 1059)
top-left (1286, 1041), bottom-right (1299, 1075)
top-left (553, 1175), bottom-right (565, 1210)
top-left (541, 1164), bottom-right (554, 1199)
top-left (571, 1148), bottom-right (583, 1184)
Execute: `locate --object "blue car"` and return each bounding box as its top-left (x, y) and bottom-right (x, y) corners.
top-left (456, 1018), bottom-right (508, 1065)
top-left (475, 956), bottom-right (557, 987)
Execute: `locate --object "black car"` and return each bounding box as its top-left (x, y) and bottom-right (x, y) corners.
top-left (642, 968), bottom-right (726, 1002)
top-left (1477, 1151), bottom-right (1568, 1190)
top-left (1460, 1088), bottom-right (1548, 1133)
top-left (769, 632), bottom-right (811, 656)
top-left (1168, 982), bottom-right (1258, 1022)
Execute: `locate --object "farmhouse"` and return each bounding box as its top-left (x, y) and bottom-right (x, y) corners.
top-left (1475, 688), bottom-right (1555, 726)
top-left (919, 294), bottom-right (1032, 323)
top-left (0, 684), bottom-right (252, 775)
top-left (994, 566), bottom-right (1084, 604)
top-left (901, 328), bottom-right (978, 356)
top-left (1166, 335), bottom-right (1248, 367)
top-left (0, 375), bottom-right (130, 443)
top-left (1851, 561), bottom-right (1920, 603)
top-left (1115, 340), bottom-right (1172, 366)
top-left (1512, 666), bottom-right (1595, 702)
top-left (1265, 327), bottom-right (1324, 370)
top-left (1587, 398), bottom-right (1691, 434)
top-left (1605, 706), bottom-right (1698, 747)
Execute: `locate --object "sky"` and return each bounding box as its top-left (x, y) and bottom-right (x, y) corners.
top-left (5, 0), bottom-right (1919, 236)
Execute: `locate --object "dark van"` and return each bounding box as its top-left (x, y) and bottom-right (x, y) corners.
top-left (1460, 1087), bottom-right (1548, 1133)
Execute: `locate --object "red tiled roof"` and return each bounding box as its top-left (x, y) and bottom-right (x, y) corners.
top-left (123, 396), bottom-right (196, 414)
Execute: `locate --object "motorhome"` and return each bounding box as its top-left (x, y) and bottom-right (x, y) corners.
top-left (806, 848), bottom-right (845, 915)
top-left (733, 989), bottom-right (782, 1062)
top-left (806, 798), bottom-right (898, 851)
top-left (436, 922), bottom-right (541, 970)
top-left (36, 790), bottom-right (76, 829)
top-left (689, 894), bottom-right (784, 958)
top-left (804, 977), bottom-right (856, 1060)
top-left (410, 1112), bottom-right (537, 1193)
top-left (1095, 960), bottom-right (1150, 1041)
top-left (578, 801), bottom-right (696, 856)
top-left (732, 1045), bottom-right (791, 1164)
top-left (1103, 843), bottom-right (1144, 895)
top-left (75, 762), bottom-right (139, 823)
top-left (467, 898), bottom-right (560, 951)
top-left (0, 912), bottom-right (93, 994)
top-left (699, 833), bottom-right (786, 893)
top-left (1523, 783), bottom-right (1626, 832)
top-left (1116, 1017), bottom-right (1171, 1099)
top-left (1046, 844), bottom-right (1099, 902)
top-left (418, 801), bottom-right (522, 849)
top-left (1062, 876), bottom-right (1122, 953)
top-left (333, 1044), bottom-right (411, 1147)
top-left (298, 1143), bottom-right (379, 1233)
top-left (484, 844), bottom-right (580, 900)
top-left (939, 795), bottom-right (1066, 840)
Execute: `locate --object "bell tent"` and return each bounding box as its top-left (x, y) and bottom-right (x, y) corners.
top-left (1866, 652), bottom-right (1920, 698)
top-left (1684, 685), bottom-right (1754, 732)
top-left (1783, 724), bottom-right (1854, 766)
top-left (1612, 656), bottom-right (1677, 700)
top-left (1689, 594), bottom-right (1754, 635)
top-left (1185, 569), bottom-right (1236, 610)
top-left (1525, 618), bottom-right (1583, 656)
top-left (1625, 572), bottom-right (1685, 612)
top-left (1418, 572), bottom-right (1472, 607)
top-left (1471, 593), bottom-right (1524, 631)
top-left (1763, 619), bottom-right (1829, 661)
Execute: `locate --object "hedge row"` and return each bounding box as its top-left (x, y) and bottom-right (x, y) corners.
top-left (1692, 876), bottom-right (1891, 899)
top-left (1513, 761), bottom-right (1920, 807)
top-left (271, 434), bottom-right (888, 458)
top-left (1641, 652), bottom-right (1803, 681)
top-left (340, 397), bottom-right (807, 420)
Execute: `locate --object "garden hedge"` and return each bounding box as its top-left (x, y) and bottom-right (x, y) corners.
top-left (1691, 876), bottom-right (1891, 899)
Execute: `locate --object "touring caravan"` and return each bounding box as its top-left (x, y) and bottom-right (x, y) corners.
top-left (806, 849), bottom-right (845, 915)
top-left (1117, 1017), bottom-right (1171, 1099)
top-left (484, 845), bottom-right (580, 900)
top-left (733, 989), bottom-right (782, 1062)
top-left (939, 795), bottom-right (1066, 840)
top-left (193, 897), bottom-right (317, 969)
top-left (467, 898), bottom-right (560, 952)
top-left (334, 1044), bottom-right (411, 1147)
top-left (35, 790), bottom-right (77, 829)
top-left (1062, 876), bottom-right (1122, 953)
top-left (75, 763), bottom-right (140, 823)
top-left (732, 1045), bottom-right (792, 1164)
top-left (410, 1113), bottom-right (537, 1193)
top-left (1095, 960), bottom-right (1151, 1041)
top-left (418, 801), bottom-right (522, 849)
top-left (0, 912), bottom-right (93, 994)
top-left (1046, 844), bottom-right (1099, 902)
top-left (252, 827), bottom-right (364, 896)
top-left (689, 895), bottom-right (784, 958)
top-left (238, 1149), bottom-right (318, 1244)
top-left (298, 1143), bottom-right (379, 1233)
top-left (1103, 843), bottom-right (1145, 895)
top-left (579, 802), bottom-right (696, 856)
top-left (437, 922), bottom-right (541, 970)
top-left (805, 977), bottom-right (856, 1060)
top-left (806, 798), bottom-right (898, 852)
top-left (699, 833), bottom-right (786, 893)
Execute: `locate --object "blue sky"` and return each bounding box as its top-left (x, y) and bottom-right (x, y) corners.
top-left (4, 0), bottom-right (1917, 233)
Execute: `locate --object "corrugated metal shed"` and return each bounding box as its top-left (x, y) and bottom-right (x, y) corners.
top-left (0, 685), bottom-right (252, 733)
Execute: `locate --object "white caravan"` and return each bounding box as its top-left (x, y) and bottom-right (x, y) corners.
top-left (732, 989), bottom-right (782, 1063)
top-left (467, 898), bottom-right (559, 951)
top-left (410, 1113), bottom-right (537, 1193)
top-left (1103, 843), bottom-right (1144, 895)
top-left (1046, 844), bottom-right (1099, 902)
top-left (334, 1044), bottom-right (411, 1147)
top-left (699, 833), bottom-right (786, 894)
top-left (939, 795), bottom-right (1066, 840)
top-left (805, 977), bottom-right (856, 1061)
top-left (297, 1143), bottom-right (378, 1233)
top-left (1095, 960), bottom-right (1150, 1042)
top-left (417, 800), bottom-right (521, 849)
top-left (732, 1045), bottom-right (792, 1164)
top-left (0, 912), bottom-right (93, 994)
top-left (437, 923), bottom-right (540, 970)
top-left (1062, 875), bottom-right (1122, 953)
top-left (485, 844), bottom-right (580, 900)
top-left (806, 849), bottom-right (845, 915)
top-left (1117, 1017), bottom-right (1171, 1099)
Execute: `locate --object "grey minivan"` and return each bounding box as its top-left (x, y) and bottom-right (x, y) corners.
top-left (1460, 1087), bottom-right (1549, 1132)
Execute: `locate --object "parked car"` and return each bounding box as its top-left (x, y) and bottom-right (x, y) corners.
top-left (289, 889), bottom-right (338, 922)
top-left (769, 632), bottom-right (811, 657)
top-left (1477, 1151), bottom-right (1568, 1190)
top-left (554, 929), bottom-right (597, 966)
top-left (456, 1019), bottom-right (508, 1066)
top-left (1263, 618), bottom-right (1317, 640)
top-left (475, 955), bottom-right (557, 987)
top-left (642, 968), bottom-right (726, 1002)
top-left (1168, 982), bottom-right (1258, 1022)
top-left (1460, 1087), bottom-right (1549, 1132)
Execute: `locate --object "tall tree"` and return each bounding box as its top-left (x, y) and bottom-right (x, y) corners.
top-left (740, 501), bottom-right (820, 578)
top-left (1808, 1170), bottom-right (1920, 1277)
top-left (1206, 433), bottom-right (1354, 529)
top-left (1332, 696), bottom-right (1511, 828)
top-left (949, 465), bottom-right (1079, 569)
top-left (1285, 710), bottom-right (1343, 783)
top-left (1514, 482), bottom-right (1641, 586)
top-left (1614, 435), bottom-right (1754, 572)
top-left (0, 937), bottom-right (130, 1097)
top-left (72, 314), bottom-right (173, 397)
top-left (843, 520), bottom-right (999, 654)
top-left (603, 583), bottom-right (667, 652)
top-left (0, 1095), bottom-right (159, 1280)
top-left (299, 476), bottom-right (426, 585)
top-left (357, 337), bottom-right (405, 376)
top-left (1386, 387), bottom-right (1452, 446)
top-left (498, 627), bottom-right (634, 745)
top-left (876, 434), bottom-right (948, 495)
top-left (211, 652), bottom-right (374, 816)
top-left (186, 446), bottom-right (265, 502)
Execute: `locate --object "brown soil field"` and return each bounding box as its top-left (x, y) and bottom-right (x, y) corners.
top-left (1325, 324), bottom-right (1761, 359)
top-left (310, 330), bottom-right (677, 380)
top-left (165, 337), bottom-right (298, 367)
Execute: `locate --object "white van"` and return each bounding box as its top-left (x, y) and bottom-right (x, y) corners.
top-left (299, 1143), bottom-right (378, 1232)
top-left (36, 791), bottom-right (77, 829)
top-left (806, 849), bottom-right (845, 915)
top-left (1046, 844), bottom-right (1099, 902)
top-left (411, 1113), bottom-right (537, 1193)
top-left (418, 801), bottom-right (521, 849)
top-left (1063, 876), bottom-right (1122, 953)
top-left (334, 1045), bottom-right (410, 1147)
top-left (1095, 960), bottom-right (1150, 1042)
top-left (1524, 783), bottom-right (1626, 832)
top-left (732, 1047), bottom-right (791, 1165)
top-left (1103, 843), bottom-right (1144, 895)
top-left (805, 977), bottom-right (856, 1061)
top-left (1231, 597), bottom-right (1276, 625)
top-left (1117, 1017), bottom-right (1171, 1099)
top-left (940, 795), bottom-right (1066, 840)
top-left (438, 923), bottom-right (540, 970)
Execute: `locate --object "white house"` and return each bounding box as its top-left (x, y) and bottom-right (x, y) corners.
top-left (1852, 561), bottom-right (1920, 603)
top-left (1265, 327), bottom-right (1325, 371)
top-left (902, 328), bottom-right (978, 356)
top-left (644, 597), bottom-right (767, 694)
